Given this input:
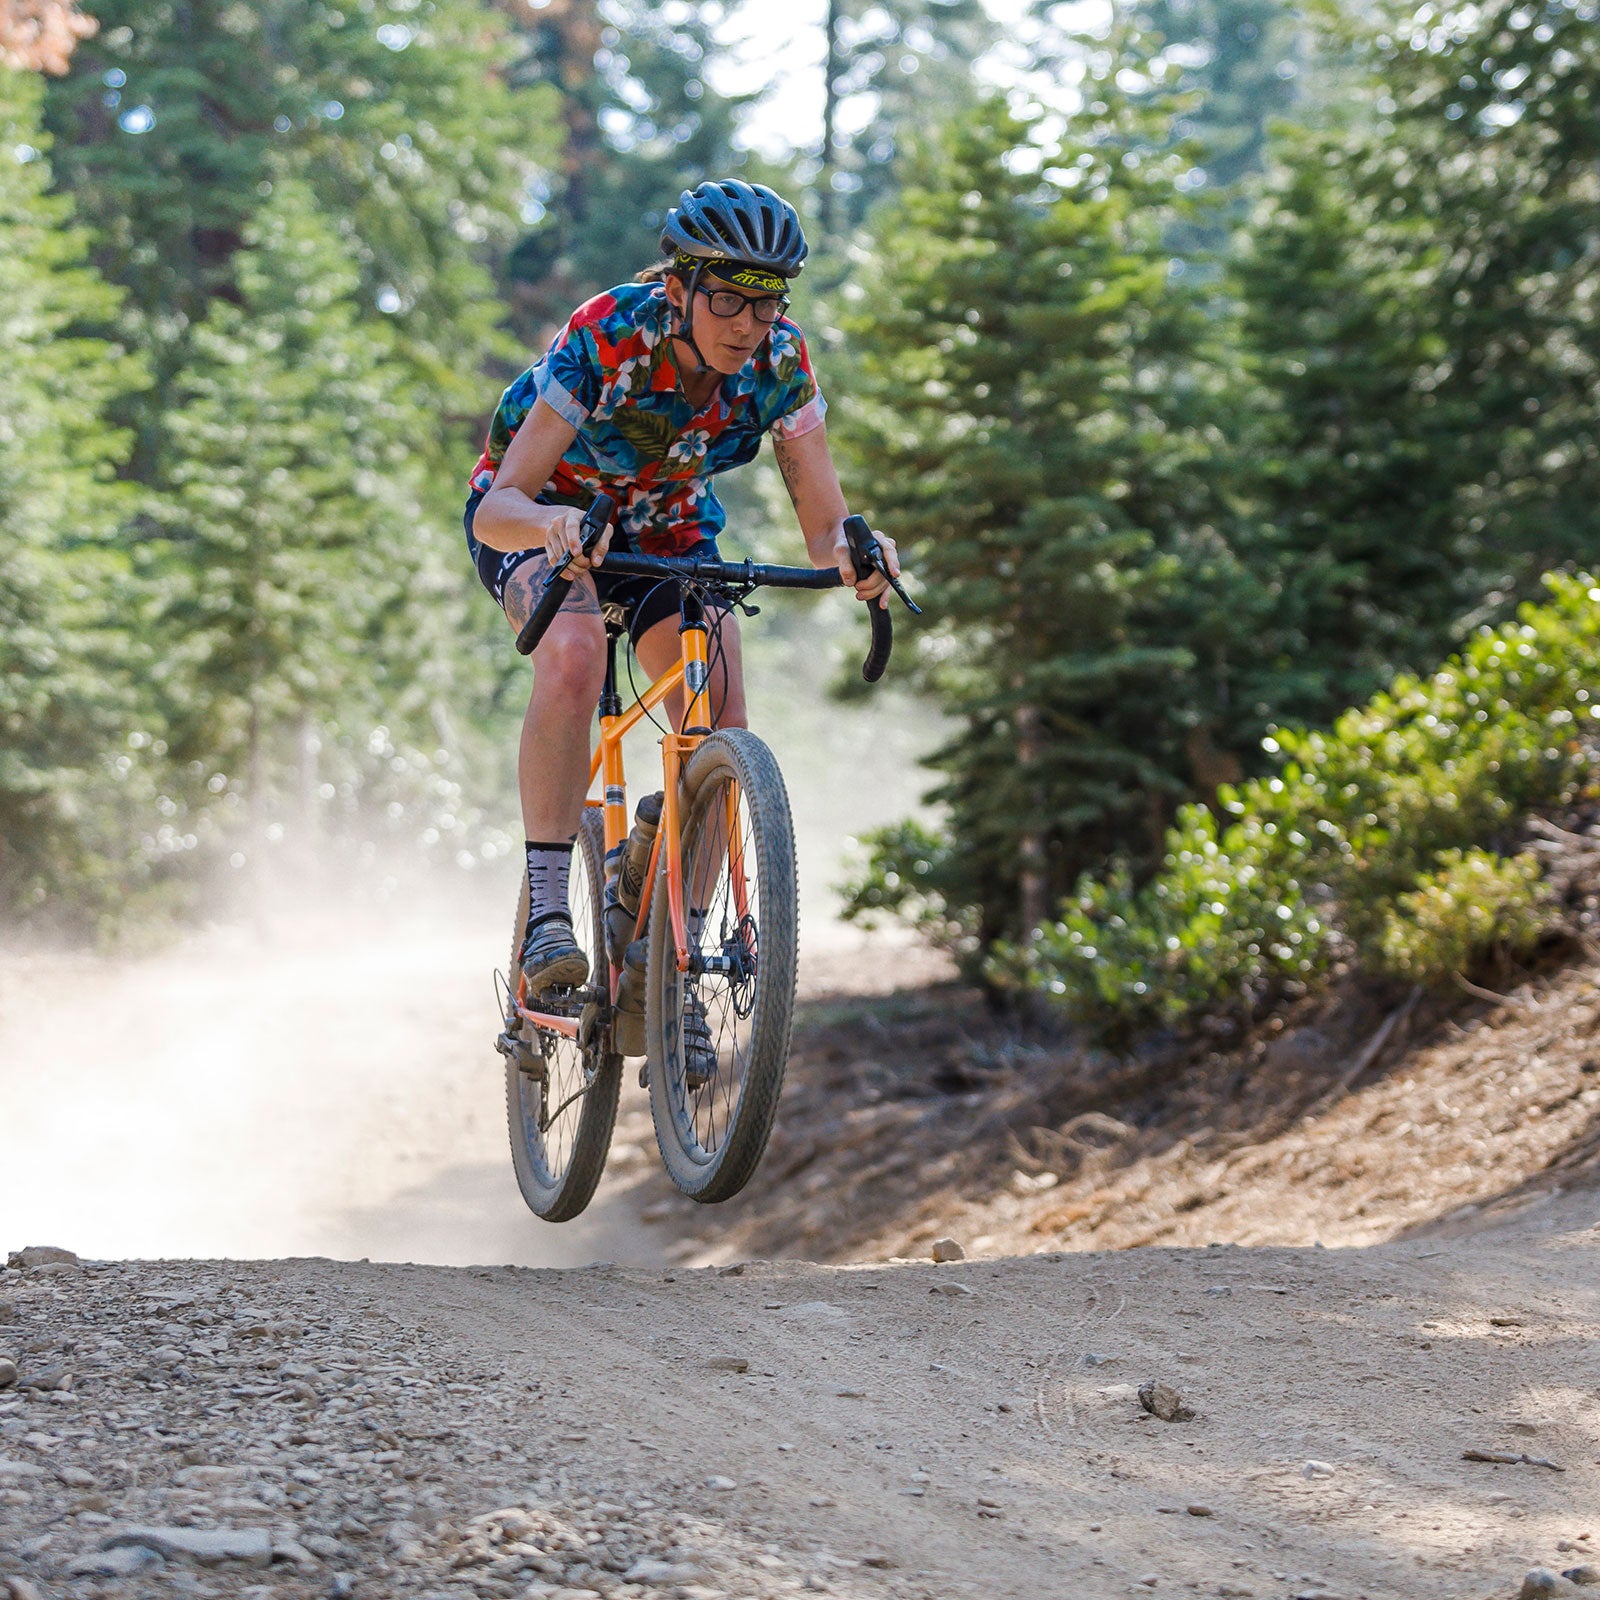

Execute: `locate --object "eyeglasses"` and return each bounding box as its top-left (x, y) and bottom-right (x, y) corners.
top-left (697, 286), bottom-right (789, 324)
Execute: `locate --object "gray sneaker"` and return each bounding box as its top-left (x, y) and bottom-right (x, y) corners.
top-left (519, 916), bottom-right (589, 997)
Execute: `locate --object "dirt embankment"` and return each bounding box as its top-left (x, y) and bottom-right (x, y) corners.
top-left (656, 946), bottom-right (1600, 1272)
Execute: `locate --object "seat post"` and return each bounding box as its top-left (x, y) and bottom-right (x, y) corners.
top-left (598, 617), bottom-right (624, 721)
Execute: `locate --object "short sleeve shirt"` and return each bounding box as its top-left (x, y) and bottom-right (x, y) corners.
top-left (468, 282), bottom-right (827, 556)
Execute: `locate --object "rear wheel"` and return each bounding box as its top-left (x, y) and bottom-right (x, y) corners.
top-left (504, 806), bottom-right (621, 1221)
top-left (647, 729), bottom-right (798, 1203)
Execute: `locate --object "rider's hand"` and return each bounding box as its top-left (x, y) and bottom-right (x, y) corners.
top-left (833, 524), bottom-right (901, 608)
top-left (543, 506), bottom-right (612, 577)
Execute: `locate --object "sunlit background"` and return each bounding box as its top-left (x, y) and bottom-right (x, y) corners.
top-left (4, 0), bottom-right (1597, 1264)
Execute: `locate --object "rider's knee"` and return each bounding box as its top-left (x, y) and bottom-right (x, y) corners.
top-left (534, 627), bottom-right (605, 699)
top-left (712, 655), bottom-right (748, 729)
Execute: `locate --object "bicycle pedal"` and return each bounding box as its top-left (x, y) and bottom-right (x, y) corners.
top-left (495, 1029), bottom-right (545, 1078)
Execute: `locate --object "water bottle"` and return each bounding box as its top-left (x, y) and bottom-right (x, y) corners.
top-left (604, 792), bottom-right (663, 966)
top-left (612, 938), bottom-right (648, 1057)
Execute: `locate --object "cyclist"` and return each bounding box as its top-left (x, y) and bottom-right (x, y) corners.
top-left (465, 179), bottom-right (901, 999)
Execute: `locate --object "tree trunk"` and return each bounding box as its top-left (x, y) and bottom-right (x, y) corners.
top-left (821, 0), bottom-right (842, 238)
top-left (1015, 701), bottom-right (1049, 937)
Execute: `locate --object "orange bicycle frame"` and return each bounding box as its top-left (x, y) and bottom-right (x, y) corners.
top-left (517, 607), bottom-right (743, 1032)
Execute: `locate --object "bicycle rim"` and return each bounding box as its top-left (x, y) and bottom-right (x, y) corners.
top-left (505, 808), bottom-right (621, 1221)
top-left (648, 729), bottom-right (797, 1202)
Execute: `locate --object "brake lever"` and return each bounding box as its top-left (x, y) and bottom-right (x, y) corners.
top-left (842, 515), bottom-right (921, 615)
top-left (540, 491), bottom-right (617, 593)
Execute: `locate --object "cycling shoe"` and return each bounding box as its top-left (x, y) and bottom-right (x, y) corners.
top-left (519, 915), bottom-right (589, 997)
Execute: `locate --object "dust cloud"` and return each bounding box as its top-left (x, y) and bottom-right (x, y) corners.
top-left (0, 678), bottom-right (943, 1269)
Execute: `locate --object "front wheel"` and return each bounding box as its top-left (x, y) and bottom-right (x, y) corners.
top-left (647, 729), bottom-right (798, 1203)
top-left (504, 806), bottom-right (622, 1222)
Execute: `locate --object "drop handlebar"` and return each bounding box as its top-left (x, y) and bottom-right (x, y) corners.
top-left (513, 505), bottom-right (906, 684)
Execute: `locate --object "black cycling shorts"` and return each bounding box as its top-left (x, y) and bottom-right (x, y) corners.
top-left (464, 491), bottom-right (727, 649)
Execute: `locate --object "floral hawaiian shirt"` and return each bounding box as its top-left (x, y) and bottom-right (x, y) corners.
top-left (468, 282), bottom-right (827, 556)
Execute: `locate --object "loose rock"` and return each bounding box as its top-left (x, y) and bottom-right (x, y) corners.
top-left (929, 1282), bottom-right (975, 1298)
top-left (704, 1355), bottom-right (750, 1374)
top-left (0, 1357), bottom-right (16, 1389)
top-left (103, 1524), bottom-right (275, 1567)
top-left (624, 1558), bottom-right (703, 1583)
top-left (1186, 1504), bottom-right (1215, 1517)
top-left (17, 1366), bottom-right (70, 1393)
top-left (1564, 1569), bottom-right (1600, 1588)
top-left (1521, 1570), bottom-right (1579, 1599)
top-left (1138, 1380), bottom-right (1194, 1422)
top-left (7, 1245), bottom-right (78, 1270)
top-left (67, 1546), bottom-right (163, 1578)
top-left (777, 1301), bottom-right (849, 1322)
top-left (930, 1238), bottom-right (966, 1263)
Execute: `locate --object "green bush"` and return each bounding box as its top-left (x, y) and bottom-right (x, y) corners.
top-left (1006, 572), bottom-right (1600, 1037)
top-left (1005, 805), bottom-right (1330, 1042)
top-left (1377, 849), bottom-right (1549, 987)
top-left (840, 819), bottom-right (981, 966)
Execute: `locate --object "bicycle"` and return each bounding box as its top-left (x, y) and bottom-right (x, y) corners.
top-left (494, 492), bottom-right (919, 1221)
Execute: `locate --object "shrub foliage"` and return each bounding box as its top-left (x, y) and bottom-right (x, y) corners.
top-left (1001, 573), bottom-right (1600, 1039)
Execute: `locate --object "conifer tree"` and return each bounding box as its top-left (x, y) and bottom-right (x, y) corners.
top-left (819, 0), bottom-right (995, 236)
top-left (837, 89), bottom-right (1228, 943)
top-left (150, 176), bottom-right (432, 822)
top-left (41, 0), bottom-right (555, 473)
top-left (1230, 0), bottom-right (1600, 727)
top-left (1127, 0), bottom-right (1305, 191)
top-left (0, 65), bottom-right (144, 920)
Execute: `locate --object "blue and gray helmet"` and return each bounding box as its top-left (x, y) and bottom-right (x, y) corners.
top-left (660, 180), bottom-right (809, 280)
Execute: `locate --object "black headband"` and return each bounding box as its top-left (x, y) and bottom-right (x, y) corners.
top-left (671, 253), bottom-right (788, 295)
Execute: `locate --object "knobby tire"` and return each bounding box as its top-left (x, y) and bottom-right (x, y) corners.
top-left (505, 807), bottom-right (622, 1221)
top-left (646, 729), bottom-right (798, 1203)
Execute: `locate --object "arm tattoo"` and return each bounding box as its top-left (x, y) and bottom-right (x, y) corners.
top-left (772, 436), bottom-right (807, 514)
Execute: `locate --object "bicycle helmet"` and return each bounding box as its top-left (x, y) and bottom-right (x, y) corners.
top-left (660, 180), bottom-right (809, 278)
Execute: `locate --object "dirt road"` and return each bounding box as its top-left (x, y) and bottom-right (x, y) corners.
top-left (3, 1196), bottom-right (1597, 1600)
top-left (5, 894), bottom-right (1599, 1598)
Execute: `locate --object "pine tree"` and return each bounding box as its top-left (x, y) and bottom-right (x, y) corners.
top-left (1126, 0), bottom-right (1305, 191)
top-left (1228, 0), bottom-right (1600, 727)
top-left (41, 0), bottom-right (557, 472)
top-left (837, 89), bottom-right (1229, 943)
top-left (149, 176), bottom-right (433, 825)
top-left (0, 65), bottom-right (144, 920)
